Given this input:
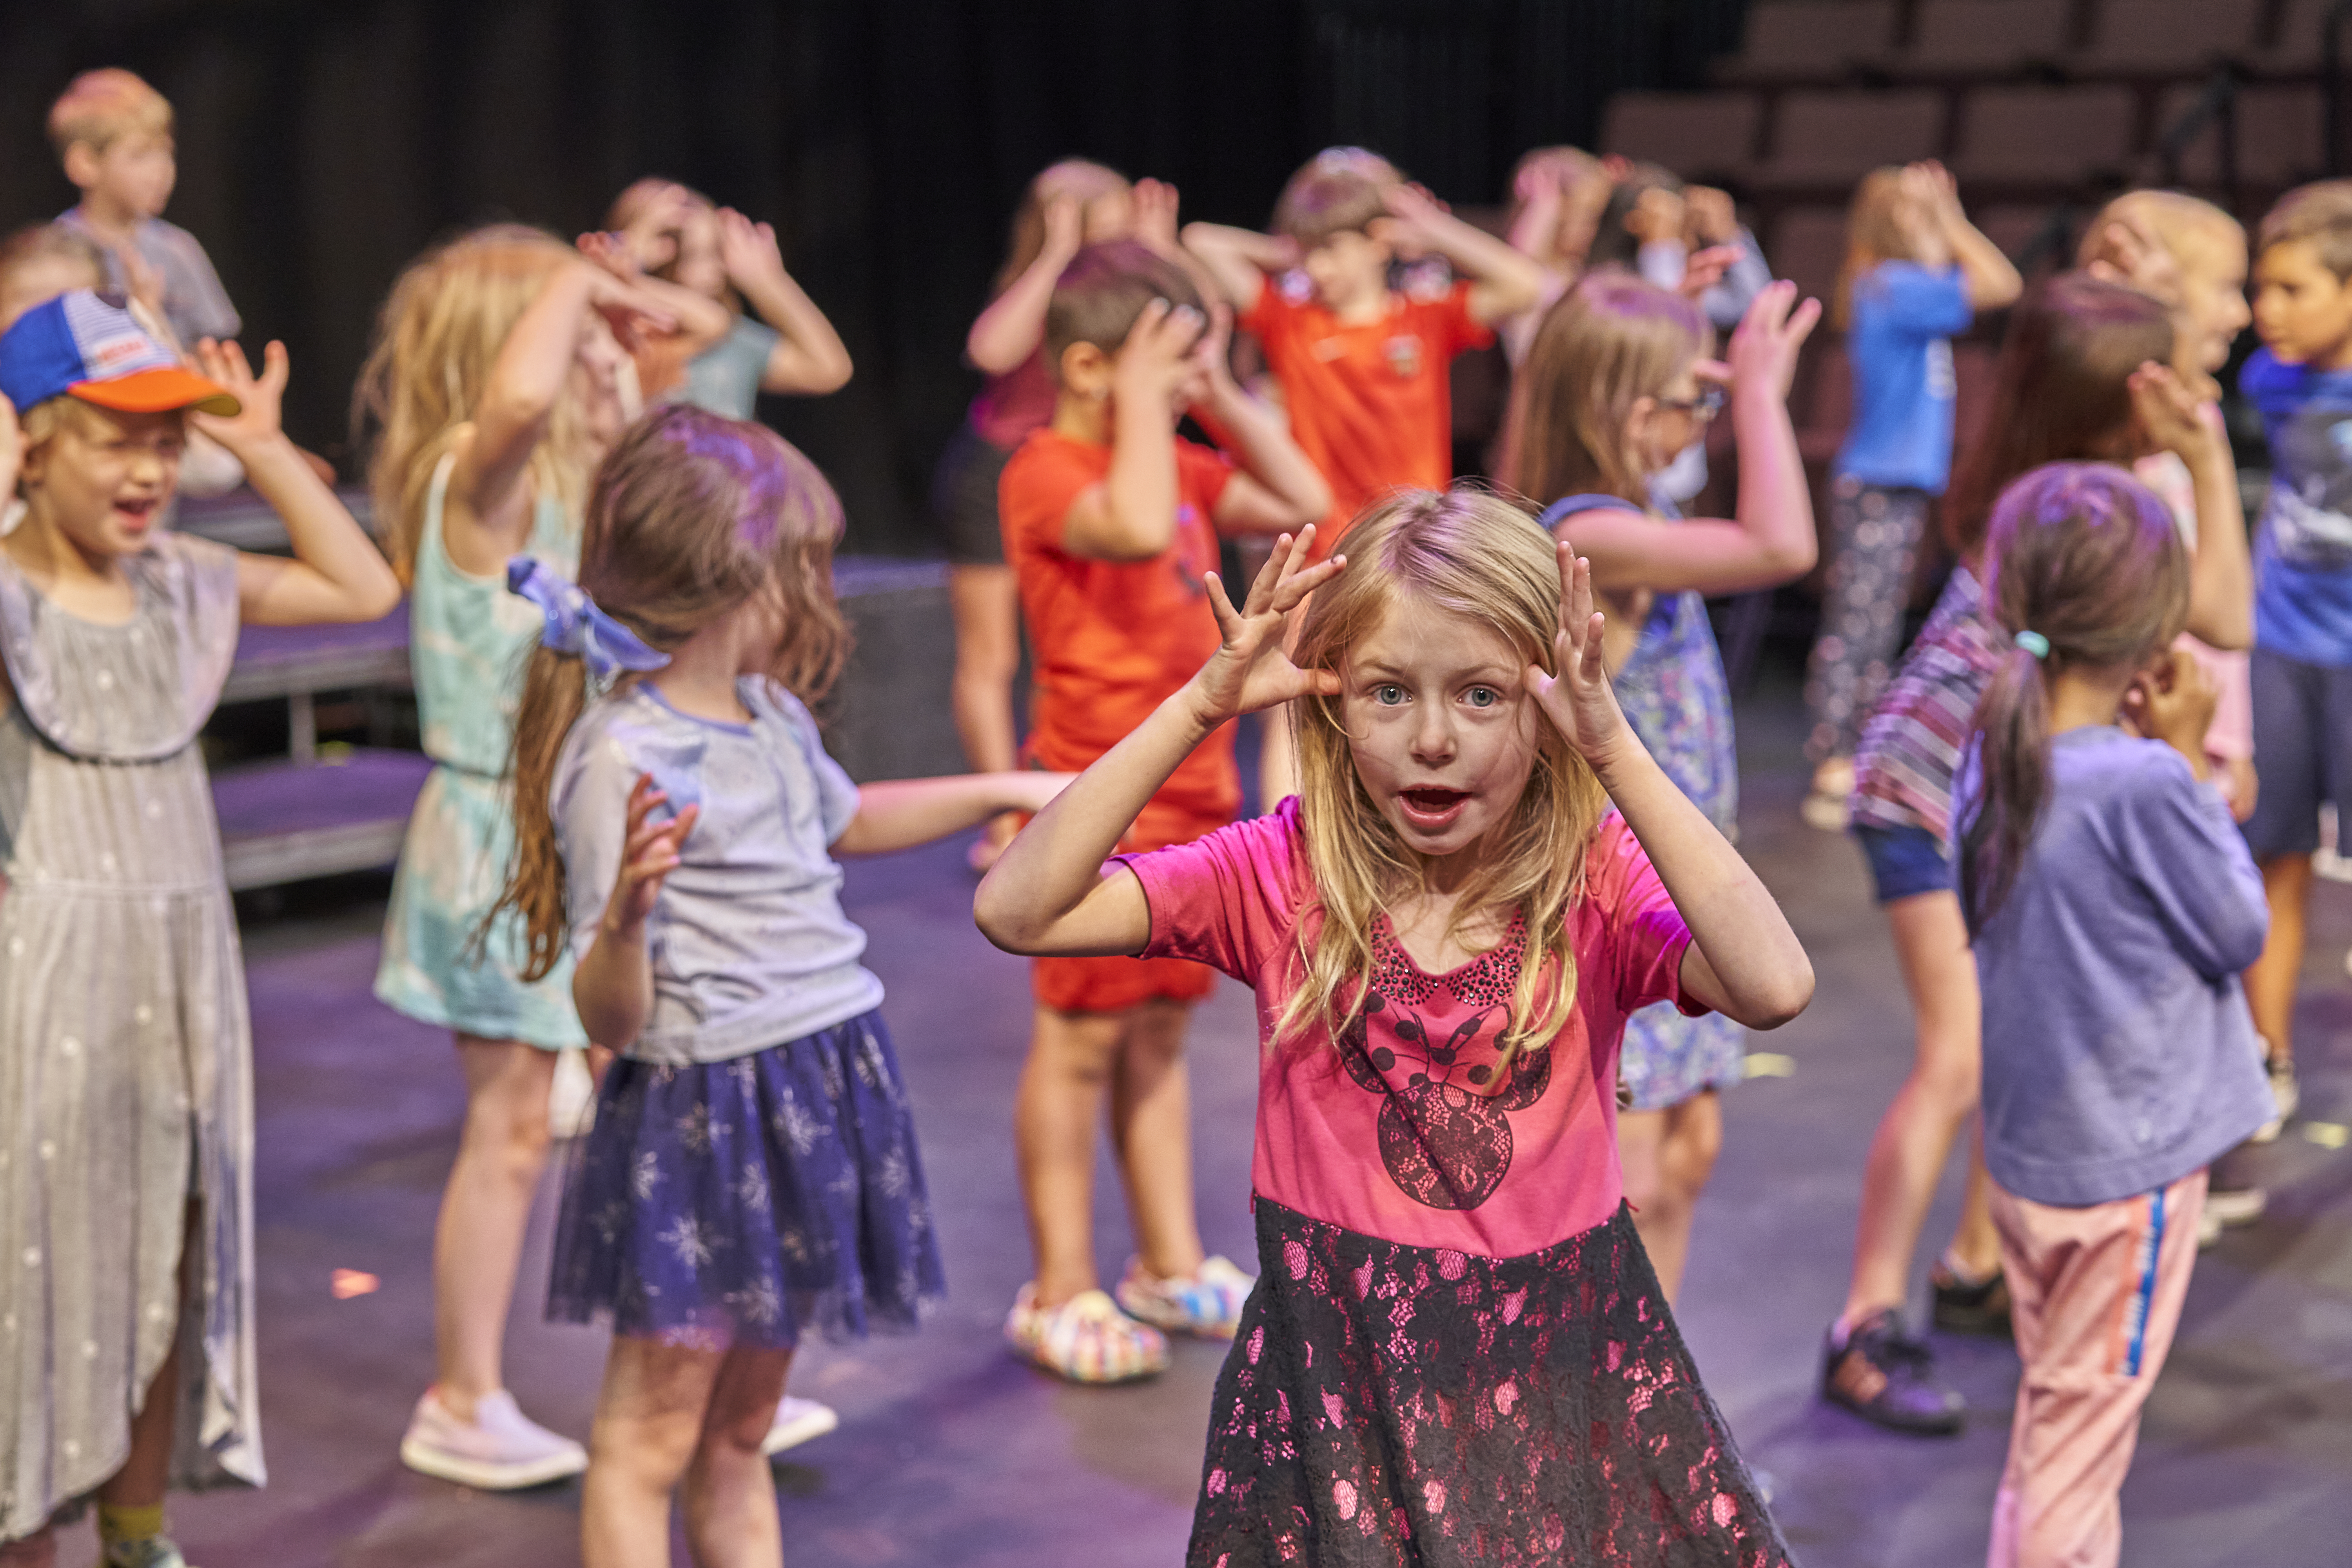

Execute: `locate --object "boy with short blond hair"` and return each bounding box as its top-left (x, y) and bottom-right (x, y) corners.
top-left (50, 67), bottom-right (240, 350)
top-left (997, 239), bottom-right (1328, 1383)
top-left (1183, 147), bottom-right (1546, 557)
top-left (2238, 179), bottom-right (2352, 1130)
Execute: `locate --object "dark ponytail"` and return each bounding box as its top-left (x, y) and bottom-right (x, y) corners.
top-left (1959, 461), bottom-right (2190, 930)
top-left (503, 644), bottom-right (592, 981)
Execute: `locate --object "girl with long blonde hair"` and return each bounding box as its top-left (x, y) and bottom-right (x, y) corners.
top-left (977, 498), bottom-right (1811, 1565)
top-left (1504, 268), bottom-right (1820, 1300)
top-left (355, 223), bottom-right (674, 1490)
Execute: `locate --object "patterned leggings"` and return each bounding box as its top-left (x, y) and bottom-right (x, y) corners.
top-left (1806, 477), bottom-right (1930, 763)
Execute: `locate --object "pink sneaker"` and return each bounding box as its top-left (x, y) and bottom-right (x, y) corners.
top-left (399, 1388), bottom-right (586, 1489)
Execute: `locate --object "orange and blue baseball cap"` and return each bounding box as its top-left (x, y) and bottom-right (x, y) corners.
top-left (0, 290), bottom-right (238, 416)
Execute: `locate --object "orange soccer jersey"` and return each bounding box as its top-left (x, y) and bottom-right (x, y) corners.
top-left (1000, 427), bottom-right (1241, 1013)
top-left (1241, 276), bottom-right (1492, 554)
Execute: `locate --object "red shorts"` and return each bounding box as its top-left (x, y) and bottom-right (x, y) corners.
top-left (1030, 797), bottom-right (1228, 1015)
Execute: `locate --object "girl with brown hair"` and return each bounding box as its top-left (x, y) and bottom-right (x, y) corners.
top-left (495, 405), bottom-right (1062, 1567)
top-left (1825, 272), bottom-right (2252, 1435)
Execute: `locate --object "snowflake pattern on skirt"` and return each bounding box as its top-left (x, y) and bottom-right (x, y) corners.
top-left (547, 1009), bottom-right (944, 1350)
top-left (1189, 1198), bottom-right (1790, 1568)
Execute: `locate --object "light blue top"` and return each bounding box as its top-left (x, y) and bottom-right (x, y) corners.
top-left (410, 452), bottom-right (579, 775)
top-left (675, 315), bottom-right (781, 422)
top-left (1957, 728), bottom-right (2273, 1206)
top-left (553, 677), bottom-right (883, 1065)
top-left (1837, 261), bottom-right (1973, 494)
top-left (2241, 346), bottom-right (2352, 667)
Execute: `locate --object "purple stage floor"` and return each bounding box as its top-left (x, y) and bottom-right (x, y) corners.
top-left (59, 673), bottom-right (2352, 1566)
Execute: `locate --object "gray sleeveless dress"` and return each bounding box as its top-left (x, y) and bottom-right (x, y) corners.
top-left (0, 532), bottom-right (263, 1541)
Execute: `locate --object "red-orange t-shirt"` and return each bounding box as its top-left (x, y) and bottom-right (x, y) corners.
top-left (1241, 276), bottom-right (1492, 554)
top-left (998, 429), bottom-right (1240, 821)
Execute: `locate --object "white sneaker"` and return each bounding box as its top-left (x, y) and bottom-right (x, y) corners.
top-left (2253, 1060), bottom-right (2299, 1144)
top-left (550, 1047), bottom-right (597, 1140)
top-left (399, 1388), bottom-right (587, 1489)
top-left (760, 1394), bottom-right (840, 1457)
top-left (2204, 1186), bottom-right (2267, 1229)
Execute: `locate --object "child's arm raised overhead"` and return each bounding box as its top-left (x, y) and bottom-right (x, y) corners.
top-left (2131, 363), bottom-right (2252, 651)
top-left (1178, 222), bottom-right (1296, 316)
top-left (976, 530), bottom-right (1345, 955)
top-left (578, 229), bottom-right (735, 363)
top-left (1555, 281), bottom-right (1822, 597)
top-left (831, 771), bottom-right (1072, 857)
top-left (195, 340), bottom-right (401, 625)
top-left (1374, 184), bottom-right (1549, 326)
top-left (572, 774), bottom-right (699, 1049)
top-left (1528, 543), bottom-right (1815, 1029)
top-left (1189, 307), bottom-right (1332, 535)
top-left (1916, 162), bottom-right (2022, 310)
top-left (445, 259), bottom-right (673, 575)
top-left (1058, 301), bottom-right (1205, 561)
top-left (969, 195), bottom-right (1084, 376)
top-left (718, 209), bottom-right (855, 396)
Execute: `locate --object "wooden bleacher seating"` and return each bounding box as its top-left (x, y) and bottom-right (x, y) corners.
top-left (1748, 89), bottom-right (1948, 194)
top-left (1714, 0), bottom-right (1902, 85)
top-left (1880, 0), bottom-right (2073, 79)
top-left (1600, 92), bottom-right (1763, 183)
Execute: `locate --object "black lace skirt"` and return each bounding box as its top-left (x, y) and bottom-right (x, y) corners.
top-left (1189, 1198), bottom-right (1792, 1567)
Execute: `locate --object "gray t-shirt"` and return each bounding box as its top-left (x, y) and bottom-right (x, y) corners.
top-left (553, 676), bottom-right (882, 1064)
top-left (674, 315), bottom-right (781, 421)
top-left (57, 209), bottom-right (241, 349)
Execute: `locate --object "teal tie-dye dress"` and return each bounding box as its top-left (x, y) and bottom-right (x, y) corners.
top-left (374, 454), bottom-right (588, 1049)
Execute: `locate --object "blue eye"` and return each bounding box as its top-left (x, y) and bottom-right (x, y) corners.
top-left (1465, 686), bottom-right (1500, 709)
top-left (1372, 684), bottom-right (1406, 706)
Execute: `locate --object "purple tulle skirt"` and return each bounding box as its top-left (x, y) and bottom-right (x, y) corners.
top-left (546, 1010), bottom-right (944, 1350)
top-left (1190, 1198), bottom-right (1791, 1567)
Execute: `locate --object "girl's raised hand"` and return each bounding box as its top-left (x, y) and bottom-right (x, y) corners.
top-left (581, 265), bottom-right (677, 353)
top-left (2127, 361), bottom-right (2221, 461)
top-left (1132, 178), bottom-right (1182, 256)
top-left (189, 338), bottom-right (290, 450)
top-left (604, 774), bottom-right (698, 938)
top-left (1190, 528), bottom-right (1345, 726)
top-left (1727, 279), bottom-right (1821, 402)
top-left (1525, 542), bottom-right (1637, 772)
top-left (717, 208), bottom-right (789, 289)
top-left (2125, 645), bottom-right (2219, 771)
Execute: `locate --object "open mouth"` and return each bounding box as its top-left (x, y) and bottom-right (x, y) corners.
top-left (1397, 786), bottom-right (1470, 829)
top-left (113, 497), bottom-right (160, 528)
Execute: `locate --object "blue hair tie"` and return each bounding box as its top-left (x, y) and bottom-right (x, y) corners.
top-left (506, 557), bottom-right (671, 682)
top-left (2014, 629), bottom-right (2051, 660)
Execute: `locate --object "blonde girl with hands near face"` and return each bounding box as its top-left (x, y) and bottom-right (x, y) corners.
top-left (358, 227), bottom-right (680, 1489)
top-left (494, 406), bottom-right (1066, 1568)
top-left (978, 499), bottom-right (1808, 1566)
top-left (1504, 271), bottom-right (1821, 1301)
top-left (0, 294), bottom-right (398, 1568)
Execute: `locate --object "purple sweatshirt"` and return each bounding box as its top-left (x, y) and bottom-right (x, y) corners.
top-left (1957, 727), bottom-right (2273, 1207)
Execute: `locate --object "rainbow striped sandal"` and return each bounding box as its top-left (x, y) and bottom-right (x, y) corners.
top-left (1005, 1284), bottom-right (1170, 1383)
top-left (1114, 1255), bottom-right (1255, 1340)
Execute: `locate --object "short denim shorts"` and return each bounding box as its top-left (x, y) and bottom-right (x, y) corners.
top-left (1852, 821), bottom-right (1951, 904)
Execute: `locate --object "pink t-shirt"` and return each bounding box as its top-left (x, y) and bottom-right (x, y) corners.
top-left (1117, 799), bottom-right (1703, 1258)
top-left (2137, 450), bottom-right (2253, 764)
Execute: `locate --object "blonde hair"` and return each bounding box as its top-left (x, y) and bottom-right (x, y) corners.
top-left (993, 160), bottom-right (1132, 298)
top-left (1272, 147), bottom-right (1402, 249)
top-left (16, 395), bottom-right (179, 497)
top-left (47, 68), bottom-right (172, 158)
top-left (2079, 189), bottom-right (2242, 283)
top-left (497, 404), bottom-right (851, 981)
top-left (1279, 489), bottom-right (1610, 1063)
top-left (1835, 167), bottom-right (1933, 330)
top-left (1503, 270), bottom-right (1708, 508)
top-left (353, 225), bottom-right (590, 583)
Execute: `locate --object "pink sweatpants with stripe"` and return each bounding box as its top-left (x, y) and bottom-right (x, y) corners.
top-left (1985, 1167), bottom-right (2207, 1568)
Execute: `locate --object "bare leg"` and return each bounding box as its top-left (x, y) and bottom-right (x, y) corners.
top-left (94, 1204), bottom-right (202, 1517)
top-left (432, 1037), bottom-right (559, 1419)
top-left (1107, 998), bottom-right (1208, 1282)
top-left (949, 564), bottom-right (1024, 867)
top-left (2246, 853), bottom-right (2312, 1067)
top-left (581, 1337), bottom-right (724, 1568)
top-left (1840, 891), bottom-right (1984, 1330)
top-left (681, 1347), bottom-right (794, 1568)
top-left (1621, 1093), bottom-right (1723, 1303)
top-left (1015, 1005), bottom-right (1129, 1307)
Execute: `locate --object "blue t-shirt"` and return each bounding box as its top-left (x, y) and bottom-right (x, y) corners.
top-left (2241, 347), bottom-right (2352, 666)
top-left (1956, 728), bottom-right (2272, 1206)
top-left (1836, 261), bottom-right (1973, 494)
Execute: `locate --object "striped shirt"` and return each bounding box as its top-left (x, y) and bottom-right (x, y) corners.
top-left (1849, 564), bottom-right (2004, 840)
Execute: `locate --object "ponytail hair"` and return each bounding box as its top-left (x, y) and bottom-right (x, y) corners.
top-left (495, 403), bottom-right (849, 981)
top-left (1960, 462), bottom-right (2189, 930)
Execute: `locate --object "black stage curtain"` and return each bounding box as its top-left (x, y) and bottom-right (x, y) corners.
top-left (1, 0), bottom-right (1741, 553)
